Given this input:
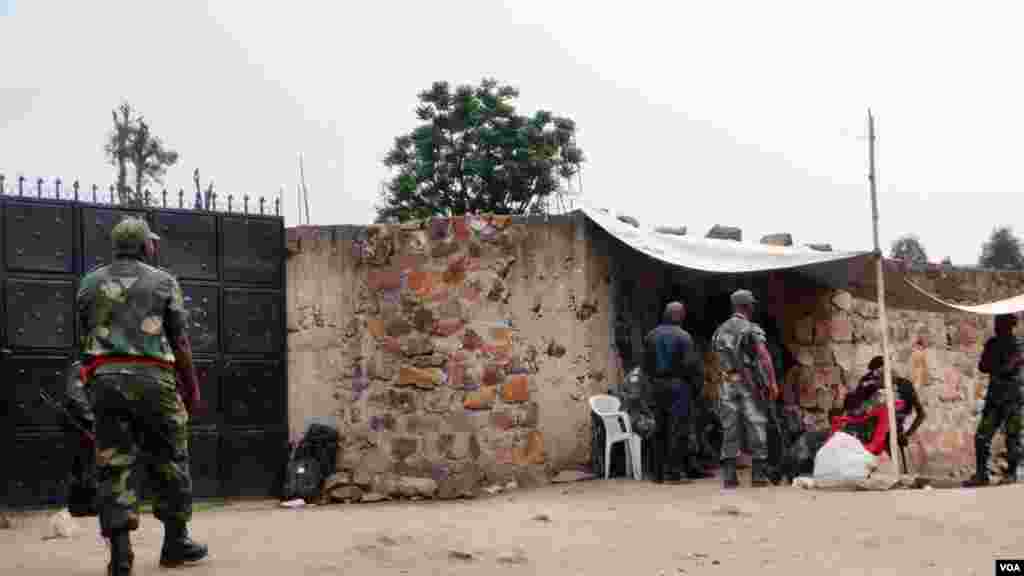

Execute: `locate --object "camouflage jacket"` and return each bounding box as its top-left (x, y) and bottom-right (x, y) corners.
top-left (712, 313), bottom-right (769, 392)
top-left (76, 257), bottom-right (189, 379)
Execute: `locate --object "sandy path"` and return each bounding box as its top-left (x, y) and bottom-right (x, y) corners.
top-left (3, 477), bottom-right (1021, 575)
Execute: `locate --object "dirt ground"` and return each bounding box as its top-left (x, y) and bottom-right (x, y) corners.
top-left (3, 476), bottom-right (1022, 576)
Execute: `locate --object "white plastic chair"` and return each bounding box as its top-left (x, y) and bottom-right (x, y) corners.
top-left (589, 395), bottom-right (643, 480)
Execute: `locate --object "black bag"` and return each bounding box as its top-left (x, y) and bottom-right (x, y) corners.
top-left (281, 423), bottom-right (339, 501)
top-left (282, 457), bottom-right (322, 502)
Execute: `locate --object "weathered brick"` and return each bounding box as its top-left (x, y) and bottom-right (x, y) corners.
top-left (489, 326), bottom-right (513, 344)
top-left (491, 412), bottom-right (516, 431)
top-left (452, 216), bottom-right (470, 242)
top-left (496, 446), bottom-right (515, 465)
top-left (443, 255), bottom-right (468, 285)
top-left (464, 386), bottom-right (497, 410)
top-left (391, 436), bottom-right (419, 461)
top-left (398, 366), bottom-right (443, 389)
top-left (911, 348), bottom-right (928, 387)
top-left (368, 268), bottom-right (402, 291)
top-left (514, 431), bottom-right (545, 465)
top-left (433, 318), bottom-right (464, 337)
top-left (482, 364), bottom-right (502, 386)
top-left (382, 337), bottom-right (402, 355)
top-left (393, 253), bottom-right (428, 271)
top-left (407, 270), bottom-right (438, 297)
top-left (814, 319), bottom-right (831, 344)
top-left (463, 329), bottom-right (483, 351)
top-left (940, 367), bottom-right (962, 401)
top-left (830, 316), bottom-right (853, 342)
top-left (367, 318), bottom-right (386, 340)
top-left (446, 361), bottom-right (466, 390)
top-left (502, 375), bottom-right (529, 403)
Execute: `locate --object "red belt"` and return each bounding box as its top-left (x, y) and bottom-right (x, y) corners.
top-left (80, 355), bottom-right (176, 384)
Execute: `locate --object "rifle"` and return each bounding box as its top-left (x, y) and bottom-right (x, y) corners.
top-left (38, 389), bottom-right (95, 445)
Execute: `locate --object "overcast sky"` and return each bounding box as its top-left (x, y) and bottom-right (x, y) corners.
top-left (2, 1), bottom-right (1022, 265)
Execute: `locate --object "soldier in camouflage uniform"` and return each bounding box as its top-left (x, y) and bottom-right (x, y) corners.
top-left (76, 217), bottom-right (207, 575)
top-left (965, 314), bottom-right (1024, 486)
top-left (711, 290), bottom-right (779, 489)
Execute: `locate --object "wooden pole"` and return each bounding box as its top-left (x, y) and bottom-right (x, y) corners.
top-left (868, 109), bottom-right (902, 476)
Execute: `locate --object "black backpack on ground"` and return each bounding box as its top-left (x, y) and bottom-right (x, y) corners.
top-left (282, 423), bottom-right (339, 502)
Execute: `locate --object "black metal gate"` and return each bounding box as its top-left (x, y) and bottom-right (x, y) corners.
top-left (0, 189), bottom-right (287, 508)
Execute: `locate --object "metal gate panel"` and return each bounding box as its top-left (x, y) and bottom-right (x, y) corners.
top-left (222, 290), bottom-right (281, 354)
top-left (81, 207), bottom-right (148, 270)
top-left (192, 358), bottom-right (221, 427)
top-left (190, 426), bottom-right (221, 498)
top-left (222, 360), bottom-right (284, 427)
top-left (221, 217), bottom-right (281, 285)
top-left (7, 431), bottom-right (70, 508)
top-left (4, 202), bottom-right (74, 273)
top-left (181, 284), bottom-right (220, 354)
top-left (3, 356), bottom-right (71, 428)
top-left (153, 212), bottom-right (218, 280)
top-left (5, 278), bottom-right (74, 350)
top-left (220, 428), bottom-right (287, 497)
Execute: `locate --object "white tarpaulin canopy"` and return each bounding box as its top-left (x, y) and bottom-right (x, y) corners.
top-left (578, 201), bottom-right (1024, 316)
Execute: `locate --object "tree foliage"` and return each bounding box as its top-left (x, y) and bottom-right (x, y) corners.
top-left (376, 79), bottom-right (585, 222)
top-left (979, 226), bottom-right (1024, 270)
top-left (104, 102), bottom-right (179, 206)
top-left (890, 234), bottom-right (928, 265)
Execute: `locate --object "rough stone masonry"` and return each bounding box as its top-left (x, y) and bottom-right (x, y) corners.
top-left (286, 213), bottom-right (613, 502)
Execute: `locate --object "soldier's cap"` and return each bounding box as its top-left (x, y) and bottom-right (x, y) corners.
top-left (730, 289), bottom-right (758, 307)
top-left (111, 217), bottom-right (160, 251)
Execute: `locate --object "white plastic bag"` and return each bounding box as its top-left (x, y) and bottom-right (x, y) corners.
top-left (813, 431), bottom-right (878, 481)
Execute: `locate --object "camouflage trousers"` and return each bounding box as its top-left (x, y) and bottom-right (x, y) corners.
top-left (90, 373), bottom-right (192, 537)
top-left (975, 396), bottom-right (1023, 471)
top-left (718, 376), bottom-right (768, 461)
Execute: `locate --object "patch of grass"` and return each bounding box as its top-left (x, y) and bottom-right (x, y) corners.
top-left (138, 499), bottom-right (227, 514)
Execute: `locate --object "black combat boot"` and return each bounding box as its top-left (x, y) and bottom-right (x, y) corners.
top-left (751, 459), bottom-right (771, 487)
top-left (963, 442), bottom-right (990, 487)
top-left (1002, 458), bottom-right (1019, 485)
top-left (108, 530), bottom-right (133, 576)
top-left (159, 523), bottom-right (209, 567)
top-left (721, 458), bottom-right (739, 489)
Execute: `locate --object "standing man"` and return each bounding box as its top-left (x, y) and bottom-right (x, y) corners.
top-left (965, 314), bottom-right (1023, 486)
top-left (77, 217), bottom-right (208, 574)
top-left (644, 302), bottom-right (700, 484)
top-left (712, 289), bottom-right (779, 489)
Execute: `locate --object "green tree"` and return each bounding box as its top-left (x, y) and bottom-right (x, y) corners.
top-left (890, 234), bottom-right (928, 265)
top-left (979, 226), bottom-right (1024, 270)
top-left (104, 102), bottom-right (179, 206)
top-left (376, 79), bottom-right (585, 222)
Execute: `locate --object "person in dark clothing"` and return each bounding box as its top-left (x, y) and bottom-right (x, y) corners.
top-left (844, 356), bottom-right (926, 468)
top-left (965, 314), bottom-right (1023, 486)
top-left (644, 302), bottom-right (700, 484)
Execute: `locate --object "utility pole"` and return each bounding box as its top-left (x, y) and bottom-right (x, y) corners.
top-left (298, 153), bottom-right (311, 225)
top-left (867, 109), bottom-right (902, 476)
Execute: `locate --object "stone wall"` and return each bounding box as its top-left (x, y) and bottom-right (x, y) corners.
top-left (771, 266), bottom-right (1024, 479)
top-left (287, 213), bottom-right (1024, 493)
top-left (285, 213), bottom-right (613, 501)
